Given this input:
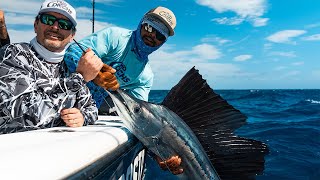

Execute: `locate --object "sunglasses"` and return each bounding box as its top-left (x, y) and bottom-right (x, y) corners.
top-left (39, 14), bottom-right (74, 30)
top-left (143, 23), bottom-right (166, 41)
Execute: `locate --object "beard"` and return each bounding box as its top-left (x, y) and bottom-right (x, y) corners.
top-left (141, 35), bottom-right (156, 47)
top-left (43, 39), bottom-right (64, 52)
top-left (42, 30), bottom-right (68, 52)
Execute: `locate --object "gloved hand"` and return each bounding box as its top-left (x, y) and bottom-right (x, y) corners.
top-left (93, 64), bottom-right (120, 91)
top-left (156, 155), bottom-right (184, 175)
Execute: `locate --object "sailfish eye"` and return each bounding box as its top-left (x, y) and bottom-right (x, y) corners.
top-left (133, 105), bottom-right (141, 113)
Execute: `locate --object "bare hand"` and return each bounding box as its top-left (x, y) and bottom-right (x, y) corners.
top-left (93, 64), bottom-right (120, 90)
top-left (76, 48), bottom-right (103, 82)
top-left (60, 108), bottom-right (85, 128)
top-left (0, 10), bottom-right (5, 24)
top-left (156, 155), bottom-right (184, 175)
top-left (0, 10), bottom-right (9, 40)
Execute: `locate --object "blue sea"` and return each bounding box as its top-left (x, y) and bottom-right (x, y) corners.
top-left (148, 89), bottom-right (320, 180)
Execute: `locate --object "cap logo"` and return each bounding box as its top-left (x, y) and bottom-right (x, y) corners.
top-left (47, 1), bottom-right (73, 15)
top-left (158, 11), bottom-right (173, 26)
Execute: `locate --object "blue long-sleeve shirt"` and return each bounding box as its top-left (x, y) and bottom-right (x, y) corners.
top-left (64, 27), bottom-right (154, 108)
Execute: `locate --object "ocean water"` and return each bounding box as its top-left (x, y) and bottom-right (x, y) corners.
top-left (148, 89), bottom-right (320, 180)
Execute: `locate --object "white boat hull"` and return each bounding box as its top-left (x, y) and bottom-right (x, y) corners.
top-left (0, 116), bottom-right (146, 179)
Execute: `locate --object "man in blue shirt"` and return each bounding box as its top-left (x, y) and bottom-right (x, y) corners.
top-left (64, 6), bottom-right (183, 176)
top-left (64, 6), bottom-right (177, 108)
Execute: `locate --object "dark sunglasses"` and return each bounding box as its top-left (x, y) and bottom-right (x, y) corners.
top-left (143, 23), bottom-right (166, 41)
top-left (39, 14), bottom-right (74, 30)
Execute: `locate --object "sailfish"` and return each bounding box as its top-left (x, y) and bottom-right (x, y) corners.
top-left (107, 67), bottom-right (269, 180)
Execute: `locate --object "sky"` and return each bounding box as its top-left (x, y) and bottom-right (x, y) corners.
top-left (1, 0), bottom-right (319, 90)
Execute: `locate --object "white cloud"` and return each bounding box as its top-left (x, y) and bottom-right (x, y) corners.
top-left (251, 17), bottom-right (269, 27)
top-left (305, 22), bottom-right (320, 29)
top-left (234, 54), bottom-right (252, 62)
top-left (75, 19), bottom-right (115, 40)
top-left (212, 17), bottom-right (244, 26)
top-left (5, 13), bottom-right (35, 26)
top-left (191, 44), bottom-right (222, 61)
top-left (225, 35), bottom-right (250, 47)
top-left (150, 43), bottom-right (222, 63)
top-left (95, 0), bottom-right (119, 4)
top-left (76, 7), bottom-right (107, 19)
top-left (201, 35), bottom-right (231, 45)
top-left (8, 29), bottom-right (35, 43)
top-left (302, 34), bottom-right (320, 41)
top-left (291, 62), bottom-right (304, 66)
top-left (312, 70), bottom-right (320, 77)
top-left (197, 0), bottom-right (268, 26)
top-left (274, 66), bottom-right (287, 71)
top-left (150, 61), bottom-right (243, 89)
top-left (281, 71), bottom-right (300, 78)
top-left (0, 0), bottom-right (40, 15)
top-left (269, 51), bottom-right (297, 58)
top-left (197, 0), bottom-right (266, 17)
top-left (147, 43), bottom-right (244, 89)
top-left (266, 30), bottom-right (306, 44)
top-left (213, 16), bottom-right (268, 27)
top-left (76, 7), bottom-right (94, 15)
top-left (263, 43), bottom-right (272, 51)
top-left (149, 60), bottom-right (242, 89)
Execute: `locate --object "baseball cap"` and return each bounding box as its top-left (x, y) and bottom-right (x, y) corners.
top-left (38, 0), bottom-right (77, 26)
top-left (145, 6), bottom-right (176, 36)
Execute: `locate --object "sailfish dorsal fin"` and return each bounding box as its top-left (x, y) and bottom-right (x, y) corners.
top-left (162, 67), bottom-right (269, 180)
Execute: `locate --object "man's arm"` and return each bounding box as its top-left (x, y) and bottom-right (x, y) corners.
top-left (0, 10), bottom-right (10, 47)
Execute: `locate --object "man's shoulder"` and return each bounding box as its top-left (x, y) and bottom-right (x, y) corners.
top-left (107, 26), bottom-right (131, 32)
top-left (102, 26), bottom-right (132, 37)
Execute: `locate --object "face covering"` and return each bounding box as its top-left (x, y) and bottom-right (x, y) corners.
top-left (30, 37), bottom-right (65, 63)
top-left (131, 15), bottom-right (168, 63)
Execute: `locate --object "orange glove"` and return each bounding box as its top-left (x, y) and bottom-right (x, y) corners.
top-left (93, 64), bottom-right (120, 91)
top-left (156, 155), bottom-right (184, 175)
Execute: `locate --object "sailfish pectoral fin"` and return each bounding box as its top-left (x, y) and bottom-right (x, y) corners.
top-left (145, 135), bottom-right (184, 175)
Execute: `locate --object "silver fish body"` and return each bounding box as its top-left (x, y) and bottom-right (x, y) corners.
top-left (107, 90), bottom-right (220, 180)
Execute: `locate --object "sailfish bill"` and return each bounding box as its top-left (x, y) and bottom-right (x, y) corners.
top-left (107, 67), bottom-right (269, 180)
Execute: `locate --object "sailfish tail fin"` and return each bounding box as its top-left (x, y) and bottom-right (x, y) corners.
top-left (162, 67), bottom-right (269, 180)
